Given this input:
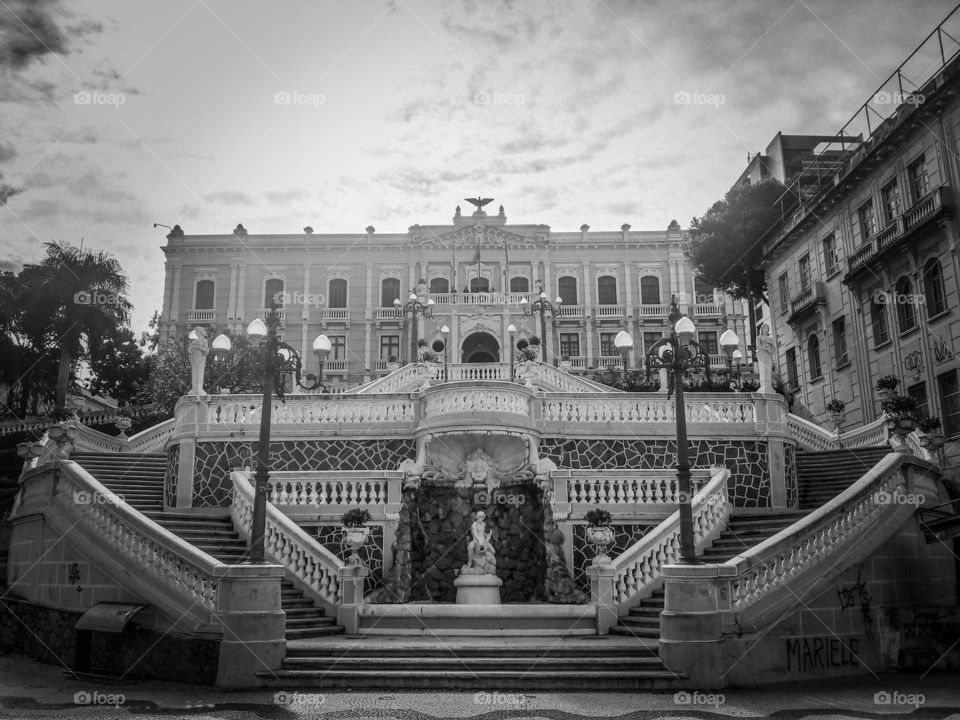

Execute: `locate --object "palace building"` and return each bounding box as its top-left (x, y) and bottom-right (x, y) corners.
top-left (159, 204), bottom-right (750, 387)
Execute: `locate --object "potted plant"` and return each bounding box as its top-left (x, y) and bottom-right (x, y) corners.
top-left (825, 397), bottom-right (846, 425)
top-left (739, 378), bottom-right (760, 393)
top-left (876, 375), bottom-right (899, 402)
top-left (519, 347), bottom-right (539, 363)
top-left (528, 335), bottom-right (541, 346)
top-left (516, 338), bottom-right (529, 351)
top-left (584, 509), bottom-right (615, 559)
top-left (341, 508), bottom-right (372, 565)
top-left (881, 395), bottom-right (918, 453)
top-left (917, 416), bottom-right (944, 450)
top-left (114, 405), bottom-right (134, 439)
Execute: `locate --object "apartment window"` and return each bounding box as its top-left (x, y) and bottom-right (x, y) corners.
top-left (785, 347), bottom-right (799, 389)
top-left (597, 276), bottom-right (618, 305)
top-left (329, 335), bottom-right (346, 361)
top-left (509, 276), bottom-right (529, 293)
top-left (880, 180), bottom-right (901, 225)
top-left (857, 200), bottom-right (876, 242)
top-left (470, 276), bottom-right (490, 292)
top-left (640, 276), bottom-right (660, 304)
top-left (908, 154), bottom-right (929, 203)
top-left (381, 278), bottom-right (400, 307)
top-left (694, 277), bottom-right (714, 304)
top-left (697, 331), bottom-right (718, 355)
top-left (798, 254), bottom-right (811, 291)
top-left (807, 334), bottom-right (822, 380)
top-left (938, 370), bottom-right (960, 436)
top-left (380, 335), bottom-right (400, 361)
top-left (429, 277), bottom-right (449, 294)
top-left (558, 276), bottom-right (578, 305)
top-left (822, 234), bottom-right (838, 275)
top-left (264, 278), bottom-right (284, 307)
top-left (194, 280), bottom-right (214, 309)
top-left (559, 333), bottom-right (580, 358)
top-left (907, 382), bottom-right (929, 420)
top-left (778, 273), bottom-right (789, 311)
top-left (643, 332), bottom-right (663, 355)
top-left (923, 259), bottom-right (947, 316)
top-left (894, 276), bottom-right (916, 332)
top-left (832, 317), bottom-right (848, 365)
top-left (328, 278), bottom-right (347, 308)
top-left (871, 299), bottom-right (890, 346)
top-left (599, 332), bottom-right (617, 356)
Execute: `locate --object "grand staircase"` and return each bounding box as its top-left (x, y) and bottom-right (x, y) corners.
top-left (70, 452), bottom-right (343, 640)
top-left (796, 447), bottom-right (891, 510)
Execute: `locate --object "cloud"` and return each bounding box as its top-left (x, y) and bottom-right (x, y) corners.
top-left (202, 190), bottom-right (255, 205)
top-left (0, 142), bottom-right (17, 162)
top-left (264, 188), bottom-right (309, 204)
top-left (0, 183), bottom-right (19, 205)
top-left (0, 0), bottom-right (67, 68)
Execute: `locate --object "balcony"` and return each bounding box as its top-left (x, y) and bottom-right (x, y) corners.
top-left (557, 305), bottom-right (584, 318)
top-left (637, 304), bottom-right (670, 318)
top-left (595, 305), bottom-right (625, 319)
top-left (786, 281), bottom-right (826, 324)
top-left (323, 359), bottom-right (348, 373)
top-left (257, 308), bottom-right (286, 325)
top-left (322, 308), bottom-right (350, 321)
top-left (375, 308), bottom-right (402, 320)
top-left (186, 309), bottom-right (216, 322)
top-left (693, 303), bottom-right (723, 317)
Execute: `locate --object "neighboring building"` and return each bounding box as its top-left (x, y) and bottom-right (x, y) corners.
top-left (159, 207), bottom-right (749, 388)
top-left (762, 18), bottom-right (960, 470)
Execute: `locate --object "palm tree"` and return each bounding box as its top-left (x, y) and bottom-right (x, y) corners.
top-left (31, 242), bottom-right (131, 414)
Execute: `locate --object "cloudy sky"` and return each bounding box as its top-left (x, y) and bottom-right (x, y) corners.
top-left (2, 0), bottom-right (958, 332)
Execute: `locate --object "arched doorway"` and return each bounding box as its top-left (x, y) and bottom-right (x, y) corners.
top-left (461, 332), bottom-right (500, 363)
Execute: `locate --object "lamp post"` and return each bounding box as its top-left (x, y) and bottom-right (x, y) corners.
top-left (507, 323), bottom-right (517, 380)
top-left (719, 329), bottom-right (740, 389)
top-left (394, 292), bottom-right (434, 365)
top-left (211, 309), bottom-right (330, 564)
top-left (521, 292), bottom-right (561, 365)
top-left (614, 330), bottom-right (633, 371)
top-left (440, 325), bottom-right (450, 380)
top-left (644, 296), bottom-right (736, 563)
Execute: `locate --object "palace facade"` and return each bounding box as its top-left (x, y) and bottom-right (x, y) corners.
top-left (159, 206), bottom-right (750, 388)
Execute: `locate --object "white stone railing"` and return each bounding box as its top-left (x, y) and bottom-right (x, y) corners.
top-left (613, 467), bottom-right (731, 612)
top-left (841, 418), bottom-right (887, 448)
top-left (786, 413), bottom-right (837, 451)
top-left (267, 470), bottom-right (401, 507)
top-left (126, 418), bottom-right (175, 452)
top-left (352, 362), bottom-right (428, 394)
top-left (787, 413), bottom-right (930, 457)
top-left (528, 364), bottom-right (615, 393)
top-left (566, 469), bottom-right (712, 505)
top-left (421, 385), bottom-right (530, 419)
top-left (232, 470), bottom-right (344, 613)
top-left (434, 363), bottom-right (510, 381)
top-left (208, 396), bottom-right (416, 426)
top-left (542, 396), bottom-right (755, 425)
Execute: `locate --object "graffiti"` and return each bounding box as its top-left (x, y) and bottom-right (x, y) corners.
top-left (902, 608), bottom-right (960, 640)
top-left (786, 637), bottom-right (860, 671)
top-left (932, 335), bottom-right (955, 364)
top-left (838, 567), bottom-right (873, 638)
top-left (904, 351), bottom-right (923, 372)
top-left (67, 562), bottom-right (83, 593)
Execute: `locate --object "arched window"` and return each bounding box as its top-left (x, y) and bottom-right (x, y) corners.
top-left (470, 276), bottom-right (489, 292)
top-left (264, 278), bottom-right (284, 308)
top-left (558, 276), bottom-right (578, 305)
top-left (640, 276), bottom-right (660, 305)
top-left (509, 276), bottom-right (529, 293)
top-left (923, 258), bottom-right (947, 316)
top-left (894, 276), bottom-right (916, 332)
top-left (328, 279), bottom-right (347, 308)
top-left (195, 280), bottom-right (214, 309)
top-left (429, 277), bottom-right (449, 294)
top-left (871, 299), bottom-right (889, 346)
top-left (597, 275), bottom-right (618, 305)
top-left (381, 278), bottom-right (400, 307)
top-left (807, 334), bottom-right (822, 380)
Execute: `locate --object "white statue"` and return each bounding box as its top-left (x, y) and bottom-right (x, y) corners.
top-left (463, 511), bottom-right (497, 575)
top-left (458, 448), bottom-right (498, 493)
top-left (756, 324), bottom-right (776, 393)
top-left (188, 327), bottom-right (209, 396)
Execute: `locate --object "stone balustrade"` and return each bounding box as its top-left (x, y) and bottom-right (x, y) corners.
top-left (266, 470), bottom-right (402, 507)
top-left (541, 395), bottom-right (757, 428)
top-left (561, 469), bottom-right (712, 505)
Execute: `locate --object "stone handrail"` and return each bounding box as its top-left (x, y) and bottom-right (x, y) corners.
top-left (565, 469), bottom-right (712, 505)
top-left (788, 413), bottom-right (932, 459)
top-left (841, 418), bottom-right (887, 448)
top-left (523, 363), bottom-right (616, 393)
top-left (612, 467), bottom-right (731, 612)
top-left (786, 413), bottom-right (837, 451)
top-left (232, 470), bottom-right (344, 613)
top-left (72, 423), bottom-right (127, 453)
top-left (352, 363), bottom-right (428, 394)
top-left (267, 470), bottom-right (402, 507)
top-left (421, 385), bottom-right (531, 419)
top-left (209, 396), bottom-right (416, 426)
top-left (543, 396), bottom-right (755, 425)
top-left (126, 418), bottom-right (175, 452)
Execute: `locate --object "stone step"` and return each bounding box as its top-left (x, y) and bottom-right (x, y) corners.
top-left (284, 626), bottom-right (346, 640)
top-left (280, 654), bottom-right (665, 669)
top-left (609, 625), bottom-right (660, 638)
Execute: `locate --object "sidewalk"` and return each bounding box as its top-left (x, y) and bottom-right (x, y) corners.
top-left (1, 653), bottom-right (960, 718)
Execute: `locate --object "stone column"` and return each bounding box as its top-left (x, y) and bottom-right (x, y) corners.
top-left (337, 564), bottom-right (370, 634)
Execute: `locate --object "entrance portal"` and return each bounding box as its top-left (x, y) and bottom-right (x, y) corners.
top-left (461, 332), bottom-right (500, 363)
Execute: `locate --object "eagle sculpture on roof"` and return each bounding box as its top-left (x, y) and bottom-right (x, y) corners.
top-left (465, 197), bottom-right (494, 210)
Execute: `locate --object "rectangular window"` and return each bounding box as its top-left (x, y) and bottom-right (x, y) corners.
top-left (872, 302), bottom-right (890, 346)
top-left (698, 331), bottom-right (718, 355)
top-left (330, 335), bottom-right (346, 361)
top-left (881, 180), bottom-right (900, 225)
top-left (822, 234), bottom-right (838, 275)
top-left (908, 155), bottom-right (929, 203)
top-left (642, 332), bottom-right (663, 355)
top-left (778, 273), bottom-right (789, 312)
top-left (559, 333), bottom-right (580, 358)
top-left (907, 382), bottom-right (929, 420)
top-left (599, 332), bottom-right (617, 356)
top-left (832, 318), bottom-right (848, 365)
top-left (938, 370), bottom-right (960, 436)
top-left (798, 254), bottom-right (811, 291)
top-left (857, 200), bottom-right (876, 242)
top-left (380, 335), bottom-right (400, 361)
top-left (785, 347), bottom-right (799, 389)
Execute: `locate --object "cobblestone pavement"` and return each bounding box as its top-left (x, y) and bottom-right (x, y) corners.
top-left (2, 655), bottom-right (960, 720)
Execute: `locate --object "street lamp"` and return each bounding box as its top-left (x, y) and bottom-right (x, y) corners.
top-left (521, 292), bottom-right (562, 365)
top-left (440, 325), bottom-right (450, 380)
top-left (614, 330), bottom-right (633, 369)
top-left (719, 329), bottom-right (741, 387)
top-left (644, 296), bottom-right (718, 564)
top-left (394, 292), bottom-right (434, 364)
top-left (507, 323), bottom-right (517, 380)
top-left (211, 308), bottom-right (330, 564)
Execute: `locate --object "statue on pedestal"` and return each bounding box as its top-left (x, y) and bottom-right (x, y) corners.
top-left (462, 511), bottom-right (497, 575)
top-left (188, 327), bottom-right (209, 396)
top-left (756, 324), bottom-right (776, 393)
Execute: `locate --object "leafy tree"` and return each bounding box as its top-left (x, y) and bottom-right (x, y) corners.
top-left (87, 326), bottom-right (151, 407)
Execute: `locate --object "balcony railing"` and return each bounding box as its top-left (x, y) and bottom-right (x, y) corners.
top-left (787, 281), bottom-right (825, 322)
top-left (257, 308), bottom-right (285, 324)
top-left (595, 305), bottom-right (625, 318)
top-left (322, 308), bottom-right (350, 321)
top-left (375, 308), bottom-right (401, 320)
top-left (904, 184), bottom-right (950, 232)
top-left (637, 304), bottom-right (669, 317)
top-left (186, 309), bottom-right (216, 322)
top-left (693, 303), bottom-right (723, 316)
top-left (848, 239), bottom-right (876, 273)
top-left (557, 305), bottom-right (584, 317)
top-left (323, 360), bottom-right (348, 373)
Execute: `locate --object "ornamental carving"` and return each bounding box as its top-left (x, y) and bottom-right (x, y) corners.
top-left (411, 222), bottom-right (547, 249)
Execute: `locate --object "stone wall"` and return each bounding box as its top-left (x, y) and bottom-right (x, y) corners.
top-left (540, 437), bottom-right (771, 507)
top-left (164, 443), bottom-right (179, 508)
top-left (572, 523), bottom-right (654, 594)
top-left (308, 524), bottom-right (384, 594)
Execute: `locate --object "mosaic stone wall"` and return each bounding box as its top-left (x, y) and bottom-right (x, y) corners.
top-left (309, 524), bottom-right (384, 594)
top-left (784, 443), bottom-right (798, 509)
top-left (572, 523), bottom-right (654, 595)
top-left (188, 439), bottom-right (417, 507)
top-left (540, 438), bottom-right (771, 507)
top-left (164, 444), bottom-right (179, 508)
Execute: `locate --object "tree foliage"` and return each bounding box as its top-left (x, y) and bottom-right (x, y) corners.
top-left (687, 179), bottom-right (786, 305)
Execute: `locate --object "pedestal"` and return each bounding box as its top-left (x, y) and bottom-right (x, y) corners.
top-left (454, 573), bottom-right (502, 604)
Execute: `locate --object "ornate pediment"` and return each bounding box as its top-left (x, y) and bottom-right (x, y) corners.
top-left (410, 222), bottom-right (547, 249)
